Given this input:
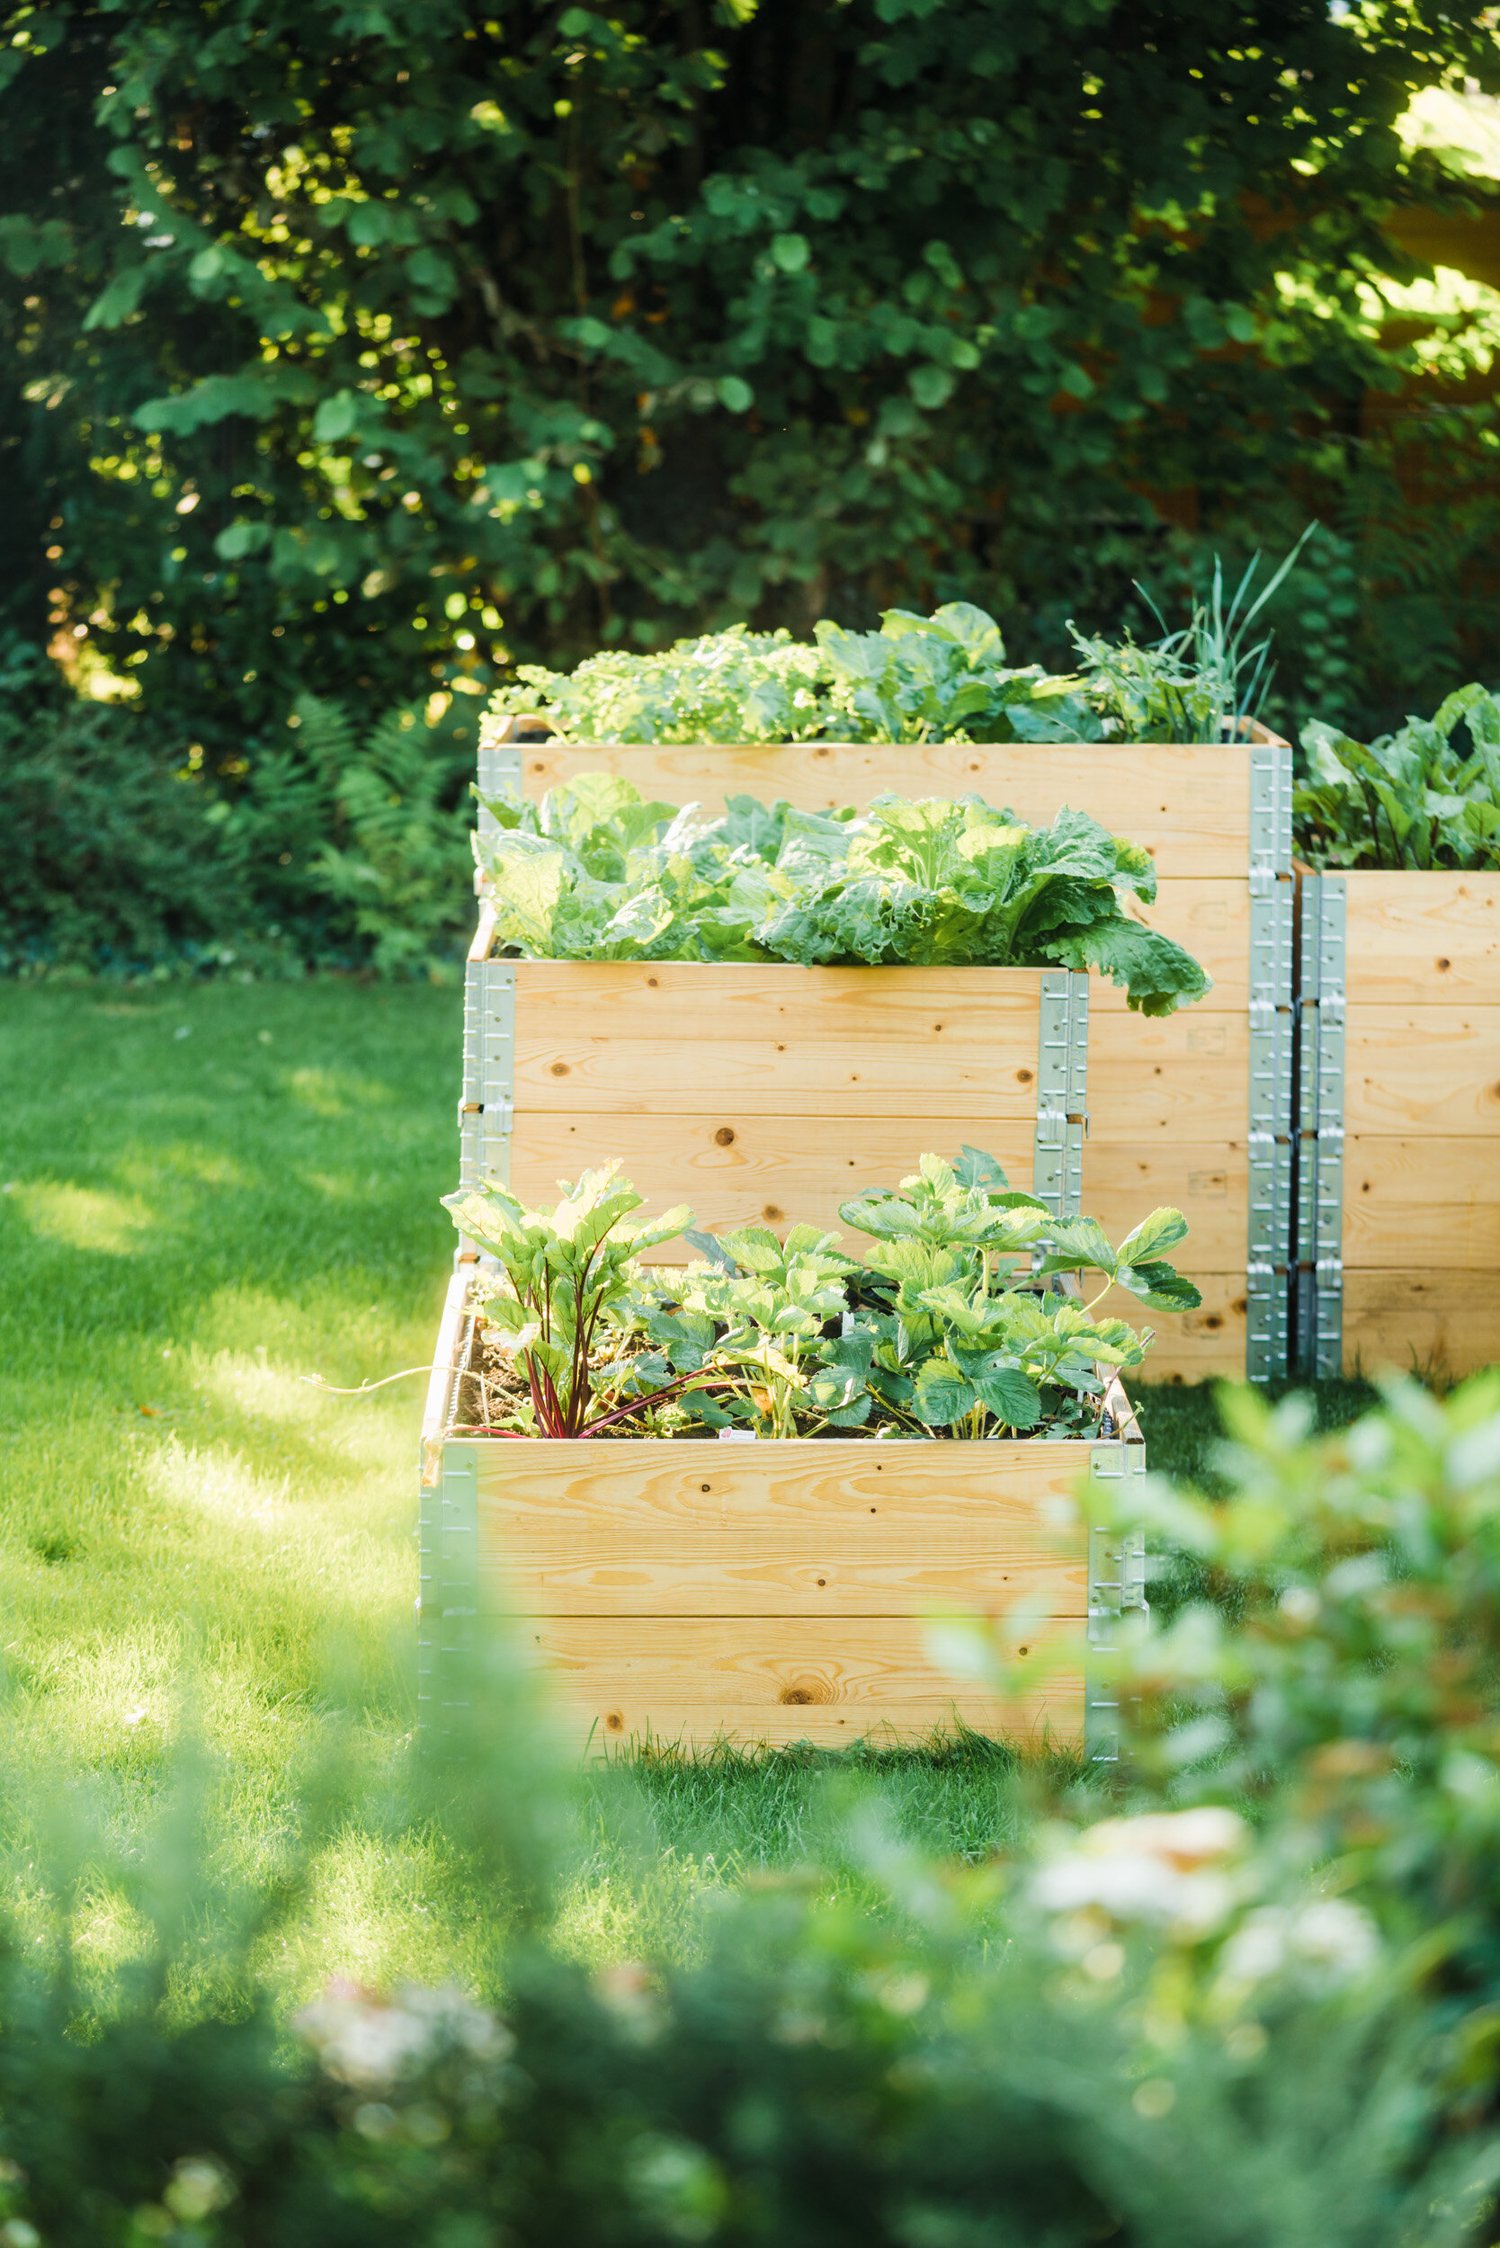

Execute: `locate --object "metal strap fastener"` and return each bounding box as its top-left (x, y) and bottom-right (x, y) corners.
top-left (1033, 970), bottom-right (1090, 1222)
top-left (1085, 1440), bottom-right (1149, 1765)
top-left (475, 736), bottom-right (523, 851)
top-left (1245, 733), bottom-right (1295, 1381)
top-left (1298, 873), bottom-right (1346, 1377)
top-left (418, 1441), bottom-right (479, 1728)
top-left (458, 955), bottom-right (516, 1191)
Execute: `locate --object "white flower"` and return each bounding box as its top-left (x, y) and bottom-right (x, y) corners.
top-left (1219, 1898), bottom-right (1380, 1990)
top-left (295, 1979), bottom-right (511, 2088)
top-left (1029, 1809), bottom-right (1249, 1938)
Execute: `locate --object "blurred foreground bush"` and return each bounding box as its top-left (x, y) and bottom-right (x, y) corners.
top-left (0, 1380), bottom-right (1498, 2241)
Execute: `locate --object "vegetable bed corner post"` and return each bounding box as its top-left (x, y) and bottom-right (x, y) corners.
top-left (1294, 871), bottom-right (1347, 1378)
top-left (1246, 730), bottom-right (1296, 1382)
top-left (1085, 1435), bottom-right (1149, 1765)
top-left (459, 921), bottom-right (515, 1193)
top-left (1033, 970), bottom-right (1089, 1223)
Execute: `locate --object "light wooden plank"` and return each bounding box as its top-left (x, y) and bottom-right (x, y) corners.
top-left (1344, 1006), bottom-right (1500, 1133)
top-left (513, 1033), bottom-right (1038, 1120)
top-left (1342, 1271), bottom-right (1500, 1379)
top-left (513, 1117), bottom-right (1244, 1262)
top-left (1108, 1271), bottom-right (1249, 1381)
top-left (1344, 871), bottom-right (1500, 1004)
top-left (527, 1616), bottom-right (1080, 1706)
top-left (473, 1438), bottom-right (1092, 1616)
top-left (540, 1624), bottom-right (1084, 1748)
top-left (512, 739), bottom-right (1254, 879)
top-left (509, 959), bottom-right (1043, 1043)
top-left (1088, 1012), bottom-right (1249, 1139)
top-left (566, 1689), bottom-right (1082, 1755)
top-left (1084, 1143), bottom-right (1246, 1266)
top-left (1341, 1136), bottom-right (1500, 1269)
top-left (508, 1113), bottom-right (1040, 1244)
top-left (516, 1011), bottom-right (1254, 1139)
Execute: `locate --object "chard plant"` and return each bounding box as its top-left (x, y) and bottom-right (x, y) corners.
top-left (442, 1164), bottom-right (713, 1438)
top-left (475, 779), bottom-right (1209, 1015)
top-left (446, 1148), bottom-right (1200, 1442)
top-left (1293, 683), bottom-right (1500, 871)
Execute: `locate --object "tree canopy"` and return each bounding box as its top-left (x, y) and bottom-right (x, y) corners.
top-left (2, 0), bottom-right (1497, 751)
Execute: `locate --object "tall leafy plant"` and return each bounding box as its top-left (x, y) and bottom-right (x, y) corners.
top-left (1294, 684), bottom-right (1500, 870)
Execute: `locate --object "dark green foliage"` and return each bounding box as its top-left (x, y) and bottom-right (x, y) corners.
top-left (0, 653), bottom-right (482, 974)
top-left (1, 0), bottom-right (1497, 752)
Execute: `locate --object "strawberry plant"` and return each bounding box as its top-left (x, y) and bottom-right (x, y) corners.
top-left (445, 1149), bottom-right (1200, 1442)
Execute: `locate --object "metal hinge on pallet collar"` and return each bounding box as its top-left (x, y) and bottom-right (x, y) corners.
top-left (1085, 1444), bottom-right (1148, 1765)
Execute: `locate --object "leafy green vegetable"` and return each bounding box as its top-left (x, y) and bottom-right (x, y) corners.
top-left (494, 602), bottom-right (1098, 747)
top-left (1293, 684), bottom-right (1500, 870)
top-left (475, 778), bottom-right (1210, 1015)
top-left (445, 1148), bottom-right (1200, 1443)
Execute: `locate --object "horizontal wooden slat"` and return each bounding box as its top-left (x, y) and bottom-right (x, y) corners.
top-left (514, 1033), bottom-right (1038, 1121)
top-left (515, 740), bottom-right (1255, 880)
top-left (509, 959), bottom-right (1043, 1042)
top-left (508, 1113), bottom-right (1040, 1245)
top-left (1103, 1271), bottom-right (1250, 1382)
top-left (1088, 1012), bottom-right (1249, 1139)
top-left (1344, 871), bottom-right (1500, 1004)
top-left (1086, 1143), bottom-right (1245, 1266)
top-left (1341, 1137), bottom-right (1500, 1269)
top-left (565, 1691), bottom-right (1082, 1754)
top-left (473, 1439), bottom-right (1092, 1616)
top-left (528, 1618), bottom-right (1079, 1753)
top-left (1344, 1006), bottom-right (1500, 1133)
top-left (528, 1617), bottom-right (1077, 1704)
top-left (1342, 1271), bottom-right (1500, 1379)
top-left (516, 1011), bottom-right (1254, 1141)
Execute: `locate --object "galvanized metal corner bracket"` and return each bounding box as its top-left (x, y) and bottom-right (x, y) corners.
top-left (1033, 969), bottom-right (1089, 1222)
top-left (458, 955), bottom-right (517, 1192)
top-left (1244, 733), bottom-right (1295, 1382)
top-left (475, 739), bottom-right (523, 850)
top-left (1293, 871), bottom-right (1346, 1378)
top-left (1085, 1439), bottom-right (1149, 1765)
top-left (417, 1439), bottom-right (480, 1729)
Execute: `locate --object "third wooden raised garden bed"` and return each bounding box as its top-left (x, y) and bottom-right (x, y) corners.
top-left (1297, 868), bottom-right (1500, 1377)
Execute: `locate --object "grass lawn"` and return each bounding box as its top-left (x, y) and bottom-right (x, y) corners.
top-left (0, 981), bottom-right (1366, 1993)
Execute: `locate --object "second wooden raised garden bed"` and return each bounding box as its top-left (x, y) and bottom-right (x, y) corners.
top-left (460, 921), bottom-right (1091, 1248)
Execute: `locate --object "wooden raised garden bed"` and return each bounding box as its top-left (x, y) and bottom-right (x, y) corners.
top-left (461, 918), bottom-right (1090, 1248)
top-left (478, 718), bottom-right (1294, 1379)
top-left (1297, 868), bottom-right (1500, 1377)
top-left (418, 1266), bottom-right (1147, 1756)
